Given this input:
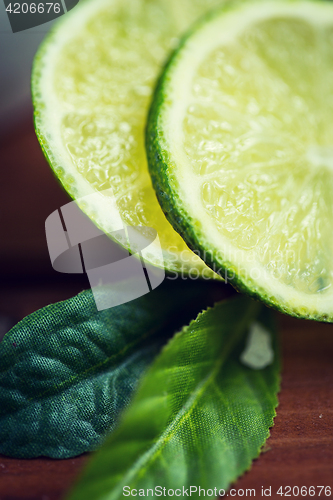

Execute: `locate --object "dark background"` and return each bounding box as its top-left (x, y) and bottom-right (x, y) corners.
top-left (0, 4), bottom-right (332, 499)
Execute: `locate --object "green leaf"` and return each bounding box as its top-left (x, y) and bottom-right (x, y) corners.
top-left (67, 296), bottom-right (280, 500)
top-left (0, 279), bottom-right (221, 459)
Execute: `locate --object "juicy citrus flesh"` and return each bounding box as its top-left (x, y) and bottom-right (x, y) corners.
top-left (148, 0), bottom-right (333, 319)
top-left (32, 0), bottom-right (221, 277)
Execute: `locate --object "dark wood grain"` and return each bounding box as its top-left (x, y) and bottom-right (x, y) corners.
top-left (235, 316), bottom-right (333, 497)
top-left (0, 122), bottom-right (332, 500)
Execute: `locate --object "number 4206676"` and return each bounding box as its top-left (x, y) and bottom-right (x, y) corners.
top-left (5, 3), bottom-right (61, 14)
top-left (277, 486), bottom-right (331, 496)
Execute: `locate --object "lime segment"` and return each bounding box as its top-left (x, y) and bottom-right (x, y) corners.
top-left (147, 0), bottom-right (333, 320)
top-left (32, 0), bottom-right (221, 276)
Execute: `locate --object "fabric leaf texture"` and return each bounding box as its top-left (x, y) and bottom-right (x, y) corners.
top-left (0, 279), bottom-right (220, 458)
top-left (67, 296), bottom-right (280, 500)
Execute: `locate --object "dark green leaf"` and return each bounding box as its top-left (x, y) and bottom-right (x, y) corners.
top-left (67, 296), bottom-right (280, 500)
top-left (0, 279), bottom-right (223, 459)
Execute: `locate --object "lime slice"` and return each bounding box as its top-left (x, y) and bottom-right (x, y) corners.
top-left (147, 0), bottom-right (333, 320)
top-left (32, 0), bottom-right (221, 277)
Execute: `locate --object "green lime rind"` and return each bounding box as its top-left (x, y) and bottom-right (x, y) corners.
top-left (31, 2), bottom-right (88, 200)
top-left (31, 11), bottom-right (140, 261)
top-left (146, 0), bottom-right (333, 322)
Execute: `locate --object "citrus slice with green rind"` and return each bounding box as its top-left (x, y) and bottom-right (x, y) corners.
top-left (32, 0), bottom-right (221, 277)
top-left (147, 0), bottom-right (333, 320)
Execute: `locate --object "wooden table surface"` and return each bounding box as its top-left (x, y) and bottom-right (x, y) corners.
top-left (0, 121), bottom-right (332, 500)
